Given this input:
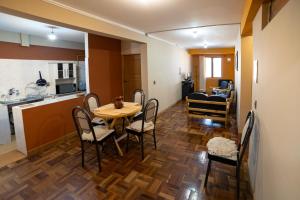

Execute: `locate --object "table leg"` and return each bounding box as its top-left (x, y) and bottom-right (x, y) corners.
top-left (109, 118), bottom-right (123, 156)
top-left (109, 118), bottom-right (117, 129)
top-left (113, 136), bottom-right (123, 157)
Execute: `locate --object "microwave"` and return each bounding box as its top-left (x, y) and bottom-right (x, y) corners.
top-left (56, 83), bottom-right (76, 94)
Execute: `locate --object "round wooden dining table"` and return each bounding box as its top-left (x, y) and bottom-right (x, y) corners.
top-left (93, 102), bottom-right (142, 156)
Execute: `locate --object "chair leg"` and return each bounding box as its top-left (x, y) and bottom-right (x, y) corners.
top-left (140, 134), bottom-right (144, 160)
top-left (101, 143), bottom-right (105, 153)
top-left (153, 129), bottom-right (157, 150)
top-left (122, 118), bottom-right (125, 134)
top-left (204, 159), bottom-right (212, 187)
top-left (236, 166), bottom-right (240, 200)
top-left (81, 141), bottom-right (85, 168)
top-left (95, 143), bottom-right (102, 172)
top-left (126, 132), bottom-right (130, 153)
top-left (111, 135), bottom-right (117, 155)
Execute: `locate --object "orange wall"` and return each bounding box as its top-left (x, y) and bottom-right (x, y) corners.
top-left (22, 97), bottom-right (84, 151)
top-left (88, 33), bottom-right (122, 104)
top-left (0, 41), bottom-right (84, 60)
top-left (188, 48), bottom-right (235, 55)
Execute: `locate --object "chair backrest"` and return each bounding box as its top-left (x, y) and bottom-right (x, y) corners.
top-left (238, 110), bottom-right (255, 163)
top-left (84, 93), bottom-right (100, 115)
top-left (72, 106), bottom-right (96, 141)
top-left (141, 98), bottom-right (159, 130)
top-left (132, 89), bottom-right (145, 108)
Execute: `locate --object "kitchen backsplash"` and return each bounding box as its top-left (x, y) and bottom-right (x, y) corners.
top-left (0, 59), bottom-right (85, 99)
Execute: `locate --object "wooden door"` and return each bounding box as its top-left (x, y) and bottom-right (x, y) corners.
top-left (123, 54), bottom-right (142, 101)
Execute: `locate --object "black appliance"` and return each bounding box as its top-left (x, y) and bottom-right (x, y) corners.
top-left (182, 79), bottom-right (194, 100)
top-left (36, 71), bottom-right (47, 86)
top-left (56, 83), bottom-right (76, 95)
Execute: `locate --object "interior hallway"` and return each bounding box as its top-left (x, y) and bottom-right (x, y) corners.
top-left (0, 102), bottom-right (252, 200)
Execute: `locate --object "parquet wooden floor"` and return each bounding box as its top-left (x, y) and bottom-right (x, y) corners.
top-left (0, 101), bottom-right (252, 200)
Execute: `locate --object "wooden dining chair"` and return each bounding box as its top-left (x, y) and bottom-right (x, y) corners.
top-left (126, 98), bottom-right (159, 160)
top-left (72, 106), bottom-right (116, 172)
top-left (132, 89), bottom-right (145, 121)
top-left (204, 110), bottom-right (255, 199)
top-left (83, 93), bottom-right (106, 126)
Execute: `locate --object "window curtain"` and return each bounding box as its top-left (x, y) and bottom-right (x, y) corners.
top-left (199, 56), bottom-right (206, 91)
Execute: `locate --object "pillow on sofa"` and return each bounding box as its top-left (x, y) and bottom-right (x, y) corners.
top-left (188, 93), bottom-right (209, 110)
top-left (208, 95), bottom-right (226, 102)
top-left (188, 92), bottom-right (208, 100)
top-left (207, 95), bottom-right (227, 111)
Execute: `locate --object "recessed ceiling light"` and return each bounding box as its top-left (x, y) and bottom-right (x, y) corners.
top-left (203, 43), bottom-right (208, 48)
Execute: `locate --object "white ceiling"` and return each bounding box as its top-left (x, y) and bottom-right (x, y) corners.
top-left (151, 25), bottom-right (240, 48)
top-left (47, 0), bottom-right (244, 48)
top-left (0, 12), bottom-right (84, 43)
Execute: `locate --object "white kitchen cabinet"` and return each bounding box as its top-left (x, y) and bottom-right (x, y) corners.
top-left (0, 104), bottom-right (11, 144)
top-left (49, 62), bottom-right (76, 80)
top-left (59, 63), bottom-right (76, 79)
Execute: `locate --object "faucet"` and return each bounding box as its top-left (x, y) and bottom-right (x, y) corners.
top-left (8, 88), bottom-right (15, 95)
top-left (8, 88), bottom-right (20, 96)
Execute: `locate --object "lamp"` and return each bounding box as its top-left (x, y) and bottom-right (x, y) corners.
top-left (48, 27), bottom-right (56, 40)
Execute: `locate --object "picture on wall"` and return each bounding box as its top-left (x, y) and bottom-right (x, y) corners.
top-left (235, 51), bottom-right (239, 71)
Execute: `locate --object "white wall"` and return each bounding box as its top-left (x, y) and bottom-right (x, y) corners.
top-left (0, 59), bottom-right (83, 98)
top-left (147, 38), bottom-right (191, 112)
top-left (234, 29), bottom-right (242, 130)
top-left (250, 1), bottom-right (300, 199)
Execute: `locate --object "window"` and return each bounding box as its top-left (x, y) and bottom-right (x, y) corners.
top-left (205, 57), bottom-right (222, 78)
top-left (205, 57), bottom-right (212, 78)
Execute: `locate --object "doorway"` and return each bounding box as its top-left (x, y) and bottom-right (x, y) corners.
top-left (123, 54), bottom-right (142, 101)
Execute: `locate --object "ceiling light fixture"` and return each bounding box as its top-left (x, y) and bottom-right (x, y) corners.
top-left (203, 43), bottom-right (208, 49)
top-left (48, 27), bottom-right (56, 41)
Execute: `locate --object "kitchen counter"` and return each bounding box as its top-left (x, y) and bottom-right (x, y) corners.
top-left (11, 92), bottom-right (85, 155)
top-left (15, 93), bottom-right (85, 110)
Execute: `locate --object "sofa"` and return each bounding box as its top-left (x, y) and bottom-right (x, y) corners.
top-left (186, 91), bottom-right (233, 127)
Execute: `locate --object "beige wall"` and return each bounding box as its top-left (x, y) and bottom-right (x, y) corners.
top-left (250, 1), bottom-right (300, 199)
top-left (240, 36), bottom-right (253, 130)
top-left (235, 31), bottom-right (253, 132)
top-left (0, 0), bottom-right (191, 112)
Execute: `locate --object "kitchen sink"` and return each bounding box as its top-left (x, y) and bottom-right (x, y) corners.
top-left (0, 96), bottom-right (44, 105)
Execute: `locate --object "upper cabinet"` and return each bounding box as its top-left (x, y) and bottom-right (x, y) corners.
top-left (51, 63), bottom-right (76, 80)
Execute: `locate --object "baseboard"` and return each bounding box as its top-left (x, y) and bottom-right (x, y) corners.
top-left (27, 131), bottom-right (76, 157)
top-left (157, 100), bottom-right (181, 117)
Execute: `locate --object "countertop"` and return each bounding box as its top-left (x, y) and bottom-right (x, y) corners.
top-left (12, 92), bottom-right (85, 110)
